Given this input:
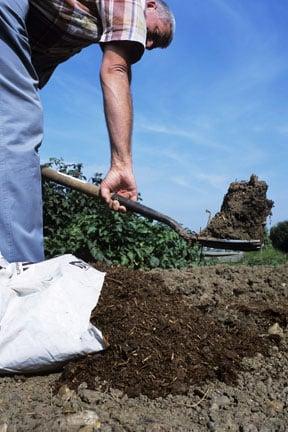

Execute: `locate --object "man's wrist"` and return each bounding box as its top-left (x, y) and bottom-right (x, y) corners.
top-left (111, 155), bottom-right (133, 170)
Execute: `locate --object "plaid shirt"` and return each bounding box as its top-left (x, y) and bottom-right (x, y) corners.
top-left (27, 0), bottom-right (147, 87)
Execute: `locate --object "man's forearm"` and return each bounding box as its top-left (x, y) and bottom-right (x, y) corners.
top-left (99, 43), bottom-right (138, 212)
top-left (100, 60), bottom-right (133, 169)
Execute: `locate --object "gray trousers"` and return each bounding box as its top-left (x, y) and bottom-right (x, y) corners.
top-left (0, 0), bottom-right (44, 262)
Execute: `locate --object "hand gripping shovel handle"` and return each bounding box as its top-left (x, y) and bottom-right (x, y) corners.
top-left (41, 167), bottom-right (261, 251)
top-left (41, 167), bottom-right (192, 238)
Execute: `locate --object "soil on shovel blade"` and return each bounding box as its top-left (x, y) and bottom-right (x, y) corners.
top-left (200, 175), bottom-right (274, 241)
top-left (57, 265), bottom-right (285, 399)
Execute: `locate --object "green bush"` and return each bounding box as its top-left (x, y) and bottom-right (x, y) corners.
top-left (42, 159), bottom-right (199, 269)
top-left (270, 221), bottom-right (288, 253)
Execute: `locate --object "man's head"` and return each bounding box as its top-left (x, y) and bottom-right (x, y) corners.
top-left (145, 0), bottom-right (175, 50)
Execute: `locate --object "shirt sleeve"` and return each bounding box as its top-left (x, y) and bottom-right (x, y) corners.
top-left (98, 0), bottom-right (147, 63)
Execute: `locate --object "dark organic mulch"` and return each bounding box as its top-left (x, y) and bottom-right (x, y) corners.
top-left (57, 266), bottom-right (282, 399)
top-left (201, 175), bottom-right (274, 241)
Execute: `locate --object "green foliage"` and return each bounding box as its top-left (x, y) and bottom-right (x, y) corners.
top-left (270, 221), bottom-right (288, 253)
top-left (42, 159), bottom-right (199, 269)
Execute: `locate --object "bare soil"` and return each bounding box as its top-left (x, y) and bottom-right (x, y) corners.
top-left (201, 175), bottom-right (274, 240)
top-left (58, 266), bottom-right (286, 400)
top-left (0, 263), bottom-right (287, 431)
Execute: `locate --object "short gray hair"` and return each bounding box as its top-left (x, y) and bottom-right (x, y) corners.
top-left (156, 0), bottom-right (176, 47)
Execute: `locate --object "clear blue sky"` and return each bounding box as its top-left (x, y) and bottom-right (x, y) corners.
top-left (40, 0), bottom-right (287, 232)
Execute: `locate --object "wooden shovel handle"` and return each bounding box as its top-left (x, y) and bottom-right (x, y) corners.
top-left (41, 166), bottom-right (101, 198)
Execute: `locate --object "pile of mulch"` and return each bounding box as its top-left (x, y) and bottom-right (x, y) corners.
top-left (201, 175), bottom-right (274, 241)
top-left (57, 266), bottom-right (282, 399)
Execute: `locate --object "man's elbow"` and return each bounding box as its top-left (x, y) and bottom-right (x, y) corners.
top-left (100, 60), bottom-right (132, 87)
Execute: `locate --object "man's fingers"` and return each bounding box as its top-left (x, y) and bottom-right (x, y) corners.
top-left (112, 199), bottom-right (127, 213)
top-left (101, 186), bottom-right (127, 213)
top-left (100, 184), bottom-right (111, 203)
top-left (118, 205), bottom-right (127, 213)
top-left (130, 191), bottom-right (138, 201)
top-left (111, 199), bottom-right (120, 211)
top-left (108, 197), bottom-right (127, 213)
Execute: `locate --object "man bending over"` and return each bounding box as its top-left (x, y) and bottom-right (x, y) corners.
top-left (0, 0), bottom-right (175, 262)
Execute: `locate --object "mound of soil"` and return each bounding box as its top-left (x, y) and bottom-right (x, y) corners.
top-left (57, 265), bottom-right (284, 399)
top-left (201, 175), bottom-right (274, 241)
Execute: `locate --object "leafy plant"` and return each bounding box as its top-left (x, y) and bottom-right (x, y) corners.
top-left (42, 158), bottom-right (199, 269)
top-left (270, 221), bottom-right (288, 253)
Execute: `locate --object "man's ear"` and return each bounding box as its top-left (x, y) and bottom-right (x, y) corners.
top-left (146, 0), bottom-right (157, 10)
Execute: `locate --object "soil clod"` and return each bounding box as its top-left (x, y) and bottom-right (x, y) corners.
top-left (201, 175), bottom-right (274, 241)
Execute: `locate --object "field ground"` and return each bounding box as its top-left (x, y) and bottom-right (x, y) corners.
top-left (0, 263), bottom-right (287, 431)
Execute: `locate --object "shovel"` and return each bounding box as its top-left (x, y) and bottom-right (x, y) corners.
top-left (41, 166), bottom-right (261, 252)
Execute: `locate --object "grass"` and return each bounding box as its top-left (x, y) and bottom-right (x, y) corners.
top-left (239, 243), bottom-right (288, 266)
top-left (198, 242), bottom-right (288, 267)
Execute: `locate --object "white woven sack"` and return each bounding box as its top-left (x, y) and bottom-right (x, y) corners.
top-left (0, 254), bottom-right (105, 373)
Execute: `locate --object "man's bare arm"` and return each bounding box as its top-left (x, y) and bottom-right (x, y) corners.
top-left (99, 42), bottom-right (137, 212)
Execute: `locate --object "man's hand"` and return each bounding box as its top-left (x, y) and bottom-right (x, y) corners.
top-left (100, 165), bottom-right (137, 212)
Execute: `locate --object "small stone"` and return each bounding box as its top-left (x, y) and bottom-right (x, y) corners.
top-left (109, 388), bottom-right (124, 400)
top-left (225, 418), bottom-right (238, 432)
top-left (57, 386), bottom-right (83, 414)
top-left (56, 409), bottom-right (101, 430)
top-left (268, 323), bottom-right (284, 338)
top-left (213, 395), bottom-right (231, 407)
top-left (208, 410), bottom-right (219, 423)
top-left (255, 381), bottom-right (266, 395)
top-left (78, 382), bottom-right (88, 392)
top-left (207, 420), bottom-right (216, 431)
top-left (256, 353), bottom-right (263, 360)
top-left (79, 389), bottom-right (104, 405)
top-left (62, 399), bottom-right (82, 414)
top-left (58, 385), bottom-right (76, 401)
top-left (267, 400), bottom-right (284, 413)
top-left (200, 293), bottom-right (210, 304)
top-left (210, 402), bottom-right (219, 411)
top-left (250, 406), bottom-right (260, 413)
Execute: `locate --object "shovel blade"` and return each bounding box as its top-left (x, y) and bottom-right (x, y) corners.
top-left (196, 237), bottom-right (262, 252)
